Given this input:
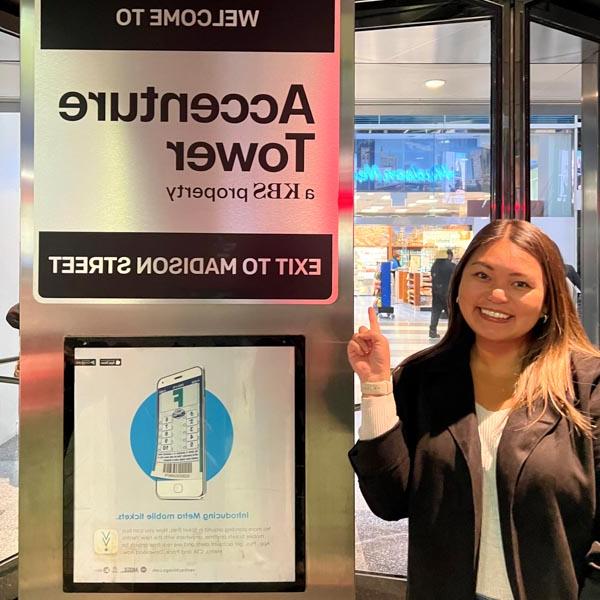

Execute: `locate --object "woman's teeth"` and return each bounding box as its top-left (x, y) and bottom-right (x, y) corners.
top-left (480, 308), bottom-right (510, 320)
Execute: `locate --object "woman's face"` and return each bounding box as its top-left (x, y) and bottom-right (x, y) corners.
top-left (457, 237), bottom-right (546, 347)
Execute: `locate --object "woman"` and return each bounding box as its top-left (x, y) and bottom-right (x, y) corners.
top-left (348, 220), bottom-right (600, 600)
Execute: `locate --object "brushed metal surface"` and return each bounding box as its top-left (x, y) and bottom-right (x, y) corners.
top-left (19, 0), bottom-right (355, 599)
top-left (581, 51), bottom-right (600, 345)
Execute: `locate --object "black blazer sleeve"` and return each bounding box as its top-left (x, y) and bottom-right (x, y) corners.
top-left (348, 363), bottom-right (417, 521)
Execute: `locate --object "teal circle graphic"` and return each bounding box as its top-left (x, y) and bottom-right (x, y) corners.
top-left (130, 390), bottom-right (233, 480)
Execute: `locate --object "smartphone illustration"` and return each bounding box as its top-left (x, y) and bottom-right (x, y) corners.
top-left (152, 366), bottom-right (206, 500)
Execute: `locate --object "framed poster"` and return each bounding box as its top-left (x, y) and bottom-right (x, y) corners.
top-left (63, 335), bottom-right (305, 592)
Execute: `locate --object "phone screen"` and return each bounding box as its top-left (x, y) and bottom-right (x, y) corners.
top-left (152, 373), bottom-right (203, 480)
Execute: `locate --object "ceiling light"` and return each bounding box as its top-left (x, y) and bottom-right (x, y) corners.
top-left (425, 79), bottom-right (446, 89)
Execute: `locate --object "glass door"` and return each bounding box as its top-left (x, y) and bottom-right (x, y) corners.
top-left (527, 2), bottom-right (600, 343)
top-left (0, 24), bottom-right (20, 600)
top-left (354, 3), bottom-right (499, 597)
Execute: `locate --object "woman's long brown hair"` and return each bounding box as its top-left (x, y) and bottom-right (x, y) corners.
top-left (403, 219), bottom-right (599, 436)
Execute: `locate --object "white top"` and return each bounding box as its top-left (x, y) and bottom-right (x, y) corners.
top-left (475, 403), bottom-right (514, 600)
top-left (359, 391), bottom-right (515, 600)
top-left (358, 390), bottom-right (398, 440)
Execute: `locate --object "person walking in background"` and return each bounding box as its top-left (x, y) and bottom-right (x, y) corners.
top-left (429, 248), bottom-right (455, 339)
top-left (347, 220), bottom-right (600, 599)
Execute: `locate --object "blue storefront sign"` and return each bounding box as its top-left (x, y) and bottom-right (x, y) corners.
top-left (355, 133), bottom-right (491, 193)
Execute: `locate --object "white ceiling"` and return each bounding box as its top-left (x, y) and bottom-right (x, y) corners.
top-left (0, 30), bottom-right (18, 62)
top-left (356, 62), bottom-right (582, 104)
top-left (355, 21), bottom-right (594, 65)
top-left (356, 20), bottom-right (597, 106)
top-left (356, 21), bottom-right (491, 64)
top-left (356, 63), bottom-right (491, 104)
top-left (0, 30), bottom-right (19, 99)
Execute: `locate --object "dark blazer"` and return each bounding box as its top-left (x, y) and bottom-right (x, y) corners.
top-left (349, 344), bottom-right (600, 599)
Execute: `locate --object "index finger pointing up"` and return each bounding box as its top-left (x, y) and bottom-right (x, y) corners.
top-left (368, 306), bottom-right (381, 334)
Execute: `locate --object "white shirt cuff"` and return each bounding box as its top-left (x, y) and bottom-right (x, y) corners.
top-left (358, 392), bottom-right (399, 440)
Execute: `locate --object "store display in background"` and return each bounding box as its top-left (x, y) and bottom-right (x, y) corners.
top-left (354, 224), bottom-right (390, 247)
top-left (356, 190), bottom-right (489, 217)
top-left (354, 225), bottom-right (390, 296)
top-left (354, 247), bottom-right (388, 296)
top-left (354, 224), bottom-right (473, 307)
top-left (391, 225), bottom-right (471, 271)
top-left (407, 272), bottom-right (431, 309)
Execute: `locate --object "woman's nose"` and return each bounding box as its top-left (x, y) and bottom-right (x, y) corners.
top-left (489, 287), bottom-right (508, 302)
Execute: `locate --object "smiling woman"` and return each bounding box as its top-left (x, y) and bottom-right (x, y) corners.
top-left (447, 220), bottom-right (595, 429)
top-left (348, 219), bottom-right (600, 599)
top-left (458, 239), bottom-right (547, 412)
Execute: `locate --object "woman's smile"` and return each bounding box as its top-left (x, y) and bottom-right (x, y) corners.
top-left (478, 307), bottom-right (512, 322)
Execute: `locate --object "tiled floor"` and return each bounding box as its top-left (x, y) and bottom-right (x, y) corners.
top-left (353, 296), bottom-right (446, 577)
top-left (0, 435), bottom-right (17, 562)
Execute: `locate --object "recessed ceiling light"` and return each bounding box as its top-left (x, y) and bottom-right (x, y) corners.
top-left (425, 79), bottom-right (446, 89)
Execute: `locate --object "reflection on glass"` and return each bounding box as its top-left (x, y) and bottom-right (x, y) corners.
top-left (530, 130), bottom-right (575, 217)
top-left (354, 15), bottom-right (492, 579)
top-left (0, 106), bottom-right (20, 565)
top-left (529, 21), bottom-right (598, 322)
top-left (355, 130), bottom-right (491, 219)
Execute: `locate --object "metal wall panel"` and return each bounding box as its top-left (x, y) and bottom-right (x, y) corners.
top-left (19, 1), bottom-right (355, 599)
top-left (581, 51), bottom-right (600, 345)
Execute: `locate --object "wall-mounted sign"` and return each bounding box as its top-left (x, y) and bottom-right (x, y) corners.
top-left (34, 0), bottom-right (339, 302)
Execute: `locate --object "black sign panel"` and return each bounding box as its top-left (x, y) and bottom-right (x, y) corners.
top-left (41, 0), bottom-right (334, 52)
top-left (38, 232), bottom-right (333, 300)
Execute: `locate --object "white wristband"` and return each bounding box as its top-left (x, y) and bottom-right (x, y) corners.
top-left (361, 379), bottom-right (393, 396)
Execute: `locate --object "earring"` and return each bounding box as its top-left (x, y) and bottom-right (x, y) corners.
top-left (456, 296), bottom-right (460, 303)
top-left (541, 313), bottom-right (548, 324)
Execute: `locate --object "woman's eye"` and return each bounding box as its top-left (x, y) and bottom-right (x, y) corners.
top-left (513, 281), bottom-right (531, 289)
top-left (473, 271), bottom-right (489, 280)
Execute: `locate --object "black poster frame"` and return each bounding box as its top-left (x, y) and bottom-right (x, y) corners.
top-left (63, 335), bottom-right (306, 593)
